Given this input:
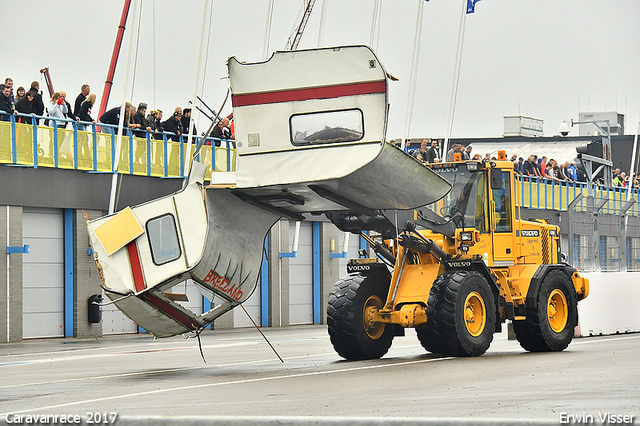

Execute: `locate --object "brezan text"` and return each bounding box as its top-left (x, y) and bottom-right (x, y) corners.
top-left (203, 270), bottom-right (243, 301)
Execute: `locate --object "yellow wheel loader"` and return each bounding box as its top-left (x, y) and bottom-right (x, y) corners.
top-left (326, 152), bottom-right (589, 359)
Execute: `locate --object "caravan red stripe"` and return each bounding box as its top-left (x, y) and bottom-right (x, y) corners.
top-left (140, 293), bottom-right (200, 331)
top-left (231, 80), bottom-right (386, 107)
top-left (126, 241), bottom-right (146, 292)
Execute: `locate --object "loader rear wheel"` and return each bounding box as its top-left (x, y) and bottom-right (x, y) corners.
top-left (422, 270), bottom-right (495, 357)
top-left (513, 270), bottom-right (577, 352)
top-left (327, 274), bottom-right (393, 360)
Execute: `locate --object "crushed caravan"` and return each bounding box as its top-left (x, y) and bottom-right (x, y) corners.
top-left (86, 45), bottom-right (451, 338)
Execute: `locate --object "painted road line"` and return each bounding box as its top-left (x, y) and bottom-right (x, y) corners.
top-left (0, 356), bottom-right (456, 416)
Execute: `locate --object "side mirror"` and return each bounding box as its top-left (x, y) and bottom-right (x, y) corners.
top-left (490, 168), bottom-right (502, 190)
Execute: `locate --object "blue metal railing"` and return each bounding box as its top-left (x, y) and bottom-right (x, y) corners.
top-left (516, 174), bottom-right (640, 217)
top-left (0, 110), bottom-right (236, 178)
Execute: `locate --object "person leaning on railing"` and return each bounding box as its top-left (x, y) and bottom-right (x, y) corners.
top-left (99, 102), bottom-right (132, 134)
top-left (27, 82), bottom-right (45, 124)
top-left (0, 85), bottom-right (14, 121)
top-left (14, 91), bottom-right (36, 123)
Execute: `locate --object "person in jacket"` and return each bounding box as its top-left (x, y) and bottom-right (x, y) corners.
top-left (76, 93), bottom-right (96, 160)
top-left (162, 108), bottom-right (184, 166)
top-left (15, 91), bottom-right (35, 123)
top-left (28, 81), bottom-right (45, 124)
top-left (424, 140), bottom-right (439, 163)
top-left (74, 84), bottom-right (90, 117)
top-left (47, 92), bottom-right (67, 127)
top-left (132, 103), bottom-right (149, 165)
top-left (58, 91), bottom-right (75, 124)
top-left (180, 108), bottom-right (197, 136)
top-left (99, 102), bottom-right (131, 134)
top-left (15, 86), bottom-right (25, 102)
top-left (47, 92), bottom-right (71, 157)
top-left (77, 93), bottom-right (96, 131)
top-left (0, 86), bottom-right (14, 121)
top-left (145, 109), bottom-right (164, 165)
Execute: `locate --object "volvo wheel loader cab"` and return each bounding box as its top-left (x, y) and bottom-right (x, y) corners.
top-left (327, 152), bottom-right (589, 359)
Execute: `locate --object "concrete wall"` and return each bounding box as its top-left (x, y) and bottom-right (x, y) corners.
top-left (577, 272), bottom-right (640, 336)
top-left (74, 209), bottom-right (104, 339)
top-left (0, 166), bottom-right (183, 211)
top-left (0, 206), bottom-right (24, 343)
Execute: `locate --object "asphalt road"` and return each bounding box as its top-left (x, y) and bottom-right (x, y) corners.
top-left (0, 325), bottom-right (638, 424)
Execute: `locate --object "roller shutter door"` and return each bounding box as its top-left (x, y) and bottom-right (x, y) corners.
top-left (289, 221), bottom-right (313, 325)
top-left (22, 209), bottom-right (64, 338)
top-left (102, 301), bottom-right (138, 334)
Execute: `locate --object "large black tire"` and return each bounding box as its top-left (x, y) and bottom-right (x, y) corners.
top-left (421, 270), bottom-right (496, 357)
top-left (327, 274), bottom-right (393, 360)
top-left (514, 270), bottom-right (578, 352)
top-left (416, 273), bottom-right (448, 355)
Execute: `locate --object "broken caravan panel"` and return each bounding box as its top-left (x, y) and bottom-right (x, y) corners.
top-left (228, 45), bottom-right (452, 215)
top-left (87, 162), bottom-right (281, 337)
top-left (86, 45), bottom-right (452, 338)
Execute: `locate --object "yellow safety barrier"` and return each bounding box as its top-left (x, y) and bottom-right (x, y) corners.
top-left (0, 120), bottom-right (236, 179)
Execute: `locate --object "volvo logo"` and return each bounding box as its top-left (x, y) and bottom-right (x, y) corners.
top-left (521, 230), bottom-right (540, 237)
top-left (446, 261), bottom-right (472, 268)
top-left (348, 265), bottom-right (371, 271)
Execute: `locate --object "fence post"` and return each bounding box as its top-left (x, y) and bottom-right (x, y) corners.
top-left (567, 193), bottom-right (584, 267)
top-left (619, 199), bottom-right (636, 272)
top-left (592, 198), bottom-right (608, 272)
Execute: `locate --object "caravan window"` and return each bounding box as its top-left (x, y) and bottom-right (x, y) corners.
top-left (146, 214), bottom-right (181, 265)
top-left (290, 109), bottom-right (364, 146)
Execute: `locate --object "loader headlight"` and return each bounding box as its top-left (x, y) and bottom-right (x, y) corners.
top-left (460, 232), bottom-right (473, 241)
top-left (549, 229), bottom-right (557, 236)
top-left (466, 163), bottom-right (479, 171)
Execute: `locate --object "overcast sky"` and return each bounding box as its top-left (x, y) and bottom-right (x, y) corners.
top-left (4, 0), bottom-right (639, 140)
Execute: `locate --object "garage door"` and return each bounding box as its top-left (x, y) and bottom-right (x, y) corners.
top-left (22, 209), bottom-right (65, 338)
top-left (102, 299), bottom-right (139, 334)
top-left (103, 279), bottom-right (204, 335)
top-left (289, 221), bottom-right (313, 325)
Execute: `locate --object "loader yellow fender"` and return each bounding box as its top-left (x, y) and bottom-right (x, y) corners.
top-left (363, 295), bottom-right (385, 339)
top-left (547, 289), bottom-right (568, 333)
top-left (464, 291), bottom-right (487, 337)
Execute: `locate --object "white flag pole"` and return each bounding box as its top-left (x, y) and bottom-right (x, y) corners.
top-left (443, 0), bottom-right (468, 159)
top-left (185, 0), bottom-right (212, 175)
top-left (400, 0), bottom-right (425, 152)
top-left (108, 0), bottom-right (140, 215)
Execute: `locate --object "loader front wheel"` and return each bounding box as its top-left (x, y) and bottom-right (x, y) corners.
top-left (424, 270), bottom-right (495, 356)
top-left (327, 274), bottom-right (393, 360)
top-left (514, 270), bottom-right (577, 352)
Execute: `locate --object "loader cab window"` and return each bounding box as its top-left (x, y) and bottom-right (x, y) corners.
top-left (290, 109), bottom-right (364, 146)
top-left (432, 166), bottom-right (488, 232)
top-left (492, 171), bottom-right (512, 233)
top-left (146, 214), bottom-right (181, 265)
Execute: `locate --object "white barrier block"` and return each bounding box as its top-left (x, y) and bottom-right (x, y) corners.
top-left (577, 272), bottom-right (640, 336)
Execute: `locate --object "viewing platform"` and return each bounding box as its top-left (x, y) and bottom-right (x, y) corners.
top-left (0, 112), bottom-right (236, 179)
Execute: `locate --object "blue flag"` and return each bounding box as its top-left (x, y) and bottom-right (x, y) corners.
top-left (467, 0), bottom-right (482, 13)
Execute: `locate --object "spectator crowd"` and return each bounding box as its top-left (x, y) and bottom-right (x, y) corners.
top-left (391, 137), bottom-right (640, 190)
top-left (0, 77), bottom-right (233, 147)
